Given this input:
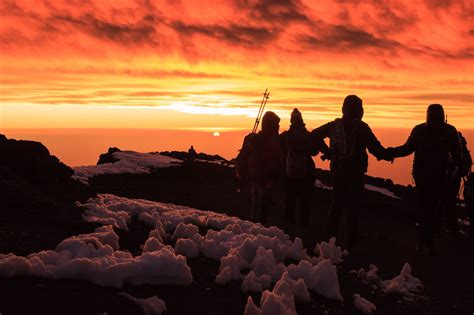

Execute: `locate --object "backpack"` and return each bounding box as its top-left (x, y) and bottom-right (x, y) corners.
top-left (458, 132), bottom-right (472, 177)
top-left (235, 133), bottom-right (260, 187)
top-left (285, 135), bottom-right (307, 179)
top-left (464, 173), bottom-right (474, 204)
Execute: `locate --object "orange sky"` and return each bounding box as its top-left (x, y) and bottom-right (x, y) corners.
top-left (0, 0), bottom-right (473, 131)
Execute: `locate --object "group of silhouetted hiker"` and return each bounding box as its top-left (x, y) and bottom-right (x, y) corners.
top-left (236, 95), bottom-right (473, 255)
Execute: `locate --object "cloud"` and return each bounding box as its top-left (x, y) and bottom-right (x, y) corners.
top-left (170, 21), bottom-right (277, 47)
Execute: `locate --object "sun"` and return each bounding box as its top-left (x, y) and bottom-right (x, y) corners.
top-left (213, 132), bottom-right (221, 137)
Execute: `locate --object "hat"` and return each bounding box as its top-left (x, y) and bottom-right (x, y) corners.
top-left (290, 108), bottom-right (304, 125)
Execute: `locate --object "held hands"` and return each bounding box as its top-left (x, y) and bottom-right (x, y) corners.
top-left (382, 147), bottom-right (395, 163)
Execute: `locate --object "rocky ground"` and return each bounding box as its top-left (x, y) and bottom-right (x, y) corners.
top-left (0, 137), bottom-right (472, 314)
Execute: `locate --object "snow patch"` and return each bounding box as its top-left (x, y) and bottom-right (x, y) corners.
top-left (353, 294), bottom-right (376, 315)
top-left (175, 238), bottom-right (199, 258)
top-left (73, 151), bottom-right (180, 183)
top-left (0, 227), bottom-right (192, 287)
top-left (119, 292), bottom-right (167, 315)
top-left (314, 179), bottom-right (399, 199)
top-left (356, 263), bottom-right (423, 297)
top-left (383, 263), bottom-right (423, 296)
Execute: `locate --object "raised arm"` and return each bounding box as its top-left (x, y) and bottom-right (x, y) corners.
top-left (310, 122), bottom-right (333, 156)
top-left (366, 125), bottom-right (390, 161)
top-left (389, 128), bottom-right (417, 158)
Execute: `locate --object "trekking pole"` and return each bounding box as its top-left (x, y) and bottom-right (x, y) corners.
top-left (252, 89), bottom-right (270, 134)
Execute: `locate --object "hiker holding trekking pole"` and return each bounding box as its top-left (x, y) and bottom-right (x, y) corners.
top-left (236, 90), bottom-right (285, 224)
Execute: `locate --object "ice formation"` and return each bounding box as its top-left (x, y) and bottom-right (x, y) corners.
top-left (356, 263), bottom-right (423, 297)
top-left (119, 292), bottom-right (167, 315)
top-left (353, 294), bottom-right (376, 315)
top-left (314, 237), bottom-right (344, 264)
top-left (314, 179), bottom-right (399, 199)
top-left (383, 263), bottom-right (423, 296)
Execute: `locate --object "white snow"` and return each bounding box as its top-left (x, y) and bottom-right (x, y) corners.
top-left (364, 184), bottom-right (400, 199)
top-left (314, 237), bottom-right (344, 264)
top-left (175, 238), bottom-right (199, 258)
top-left (314, 179), bottom-right (399, 199)
top-left (353, 294), bottom-right (376, 315)
top-left (0, 193), bottom-right (415, 313)
top-left (215, 266), bottom-right (233, 285)
top-left (244, 296), bottom-right (261, 315)
top-left (0, 227), bottom-right (192, 287)
top-left (119, 292), bottom-right (167, 315)
top-left (287, 259), bottom-right (343, 302)
top-left (356, 263), bottom-right (423, 298)
top-left (241, 271), bottom-right (271, 293)
top-left (73, 151), bottom-right (180, 183)
top-left (383, 263), bottom-right (423, 296)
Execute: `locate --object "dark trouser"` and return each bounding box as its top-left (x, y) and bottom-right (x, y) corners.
top-left (251, 188), bottom-right (271, 223)
top-left (415, 176), bottom-right (444, 248)
top-left (441, 177), bottom-right (461, 232)
top-left (284, 175), bottom-right (314, 224)
top-left (326, 171), bottom-right (364, 247)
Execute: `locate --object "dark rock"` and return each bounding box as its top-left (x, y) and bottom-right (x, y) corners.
top-left (0, 136), bottom-right (93, 204)
top-left (160, 150), bottom-right (228, 162)
top-left (97, 147), bottom-right (121, 165)
top-left (0, 136), bottom-right (96, 255)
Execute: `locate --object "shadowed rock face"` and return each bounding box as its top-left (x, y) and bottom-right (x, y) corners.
top-left (97, 147), bottom-right (121, 165)
top-left (0, 135), bottom-right (96, 255)
top-left (0, 134), bottom-right (93, 203)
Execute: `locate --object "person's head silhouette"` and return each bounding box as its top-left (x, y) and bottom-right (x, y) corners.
top-left (261, 111), bottom-right (280, 134)
top-left (290, 108), bottom-right (304, 126)
top-left (342, 95), bottom-right (363, 122)
top-left (426, 104), bottom-right (445, 128)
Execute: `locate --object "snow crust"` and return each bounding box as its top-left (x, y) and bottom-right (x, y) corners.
top-left (364, 184), bottom-right (400, 199)
top-left (0, 192), bottom-right (349, 315)
top-left (73, 151), bottom-right (180, 183)
top-left (356, 263), bottom-right (423, 297)
top-left (353, 294), bottom-right (376, 315)
top-left (0, 225), bottom-right (192, 287)
top-left (315, 179), bottom-right (399, 199)
top-left (119, 292), bottom-right (167, 315)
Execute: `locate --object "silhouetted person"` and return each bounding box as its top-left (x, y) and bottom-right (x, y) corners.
top-left (238, 111), bottom-right (284, 223)
top-left (280, 108), bottom-right (317, 225)
top-left (311, 95), bottom-right (391, 248)
top-left (388, 104), bottom-right (462, 255)
top-left (186, 145), bottom-right (197, 165)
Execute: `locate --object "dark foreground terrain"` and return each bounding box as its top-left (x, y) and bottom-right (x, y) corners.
top-left (0, 139), bottom-right (472, 314)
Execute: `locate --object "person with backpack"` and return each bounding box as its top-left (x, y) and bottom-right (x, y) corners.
top-left (387, 104), bottom-right (462, 255)
top-left (311, 95), bottom-right (392, 248)
top-left (236, 111), bottom-right (285, 223)
top-left (280, 108), bottom-right (317, 225)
